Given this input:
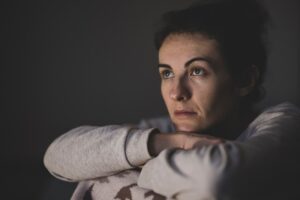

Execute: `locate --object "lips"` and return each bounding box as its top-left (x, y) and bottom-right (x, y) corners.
top-left (174, 110), bottom-right (197, 117)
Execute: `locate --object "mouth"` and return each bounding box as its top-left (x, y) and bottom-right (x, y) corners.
top-left (174, 110), bottom-right (197, 117)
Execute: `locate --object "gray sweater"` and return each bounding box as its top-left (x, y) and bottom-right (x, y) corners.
top-left (44, 102), bottom-right (300, 200)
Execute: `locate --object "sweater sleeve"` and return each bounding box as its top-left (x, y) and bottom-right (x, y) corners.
top-left (138, 103), bottom-right (300, 200)
top-left (43, 125), bottom-right (155, 182)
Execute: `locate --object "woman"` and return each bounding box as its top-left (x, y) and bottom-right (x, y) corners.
top-left (44, 0), bottom-right (300, 199)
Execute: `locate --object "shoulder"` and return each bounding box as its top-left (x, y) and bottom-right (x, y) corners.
top-left (239, 102), bottom-right (300, 140)
top-left (252, 102), bottom-right (300, 126)
top-left (258, 102), bottom-right (300, 116)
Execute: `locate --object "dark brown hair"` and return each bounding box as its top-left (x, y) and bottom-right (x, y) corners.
top-left (154, 0), bottom-right (269, 104)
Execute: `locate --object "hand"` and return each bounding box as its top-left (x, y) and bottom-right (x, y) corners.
top-left (148, 131), bottom-right (184, 156)
top-left (148, 131), bottom-right (224, 156)
top-left (180, 133), bottom-right (224, 149)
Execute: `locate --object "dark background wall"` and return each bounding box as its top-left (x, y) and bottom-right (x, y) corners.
top-left (1, 0), bottom-right (299, 199)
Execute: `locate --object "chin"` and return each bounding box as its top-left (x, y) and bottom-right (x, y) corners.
top-left (172, 115), bottom-right (208, 133)
top-left (175, 123), bottom-right (203, 133)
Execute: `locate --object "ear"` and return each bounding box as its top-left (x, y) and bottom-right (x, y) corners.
top-left (237, 65), bottom-right (260, 97)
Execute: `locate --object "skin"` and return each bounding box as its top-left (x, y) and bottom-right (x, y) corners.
top-left (148, 33), bottom-right (256, 156)
top-left (159, 33), bottom-right (240, 133)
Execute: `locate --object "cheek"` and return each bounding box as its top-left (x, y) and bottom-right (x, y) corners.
top-left (191, 79), bottom-right (216, 106)
top-left (206, 78), bottom-right (237, 115)
top-left (192, 77), bottom-right (235, 112)
top-left (161, 83), bottom-right (170, 107)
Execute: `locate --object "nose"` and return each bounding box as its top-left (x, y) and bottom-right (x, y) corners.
top-left (170, 77), bottom-right (191, 101)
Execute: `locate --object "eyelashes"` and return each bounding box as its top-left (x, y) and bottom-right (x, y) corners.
top-left (160, 69), bottom-right (174, 79)
top-left (159, 66), bottom-right (207, 80)
top-left (190, 67), bottom-right (206, 76)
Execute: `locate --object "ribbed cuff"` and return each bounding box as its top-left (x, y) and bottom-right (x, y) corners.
top-left (125, 128), bottom-right (159, 167)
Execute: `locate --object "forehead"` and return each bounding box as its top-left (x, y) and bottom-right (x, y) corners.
top-left (158, 33), bottom-right (224, 66)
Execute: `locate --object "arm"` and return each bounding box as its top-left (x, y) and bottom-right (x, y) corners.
top-left (43, 125), bottom-right (156, 182)
top-left (138, 103), bottom-right (300, 200)
top-left (43, 122), bottom-right (216, 182)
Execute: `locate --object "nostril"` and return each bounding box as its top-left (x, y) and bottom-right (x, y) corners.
top-left (170, 90), bottom-right (189, 101)
top-left (169, 79), bottom-right (191, 101)
top-left (177, 96), bottom-right (185, 101)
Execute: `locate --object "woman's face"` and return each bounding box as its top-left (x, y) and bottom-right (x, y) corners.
top-left (159, 33), bottom-right (240, 133)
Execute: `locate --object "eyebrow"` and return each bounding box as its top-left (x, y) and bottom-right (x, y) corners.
top-left (158, 56), bottom-right (213, 69)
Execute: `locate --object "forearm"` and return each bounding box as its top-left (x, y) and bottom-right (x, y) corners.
top-left (139, 139), bottom-right (280, 200)
top-left (44, 125), bottom-right (155, 182)
top-left (138, 107), bottom-right (300, 199)
top-left (138, 142), bottom-right (233, 199)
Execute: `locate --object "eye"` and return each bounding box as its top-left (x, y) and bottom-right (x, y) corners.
top-left (160, 69), bottom-right (174, 79)
top-left (191, 67), bottom-right (206, 76)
